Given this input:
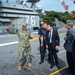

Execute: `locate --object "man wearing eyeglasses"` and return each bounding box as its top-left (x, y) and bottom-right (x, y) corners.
top-left (3, 22), bottom-right (34, 71)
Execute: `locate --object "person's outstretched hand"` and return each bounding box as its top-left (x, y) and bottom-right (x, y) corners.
top-left (3, 26), bottom-right (9, 30)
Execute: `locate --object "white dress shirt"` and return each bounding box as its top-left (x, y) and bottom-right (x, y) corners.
top-left (50, 29), bottom-right (53, 43)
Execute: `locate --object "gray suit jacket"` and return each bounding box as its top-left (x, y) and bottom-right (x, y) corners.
top-left (64, 31), bottom-right (74, 52)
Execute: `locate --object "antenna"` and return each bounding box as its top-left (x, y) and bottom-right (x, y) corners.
top-left (26, 0), bottom-right (40, 8)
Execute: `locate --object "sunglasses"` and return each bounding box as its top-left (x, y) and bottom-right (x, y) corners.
top-left (22, 26), bottom-right (26, 27)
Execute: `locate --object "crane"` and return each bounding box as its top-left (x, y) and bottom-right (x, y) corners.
top-left (60, 0), bottom-right (75, 19)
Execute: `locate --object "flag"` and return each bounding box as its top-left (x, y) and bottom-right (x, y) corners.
top-left (61, 0), bottom-right (69, 10)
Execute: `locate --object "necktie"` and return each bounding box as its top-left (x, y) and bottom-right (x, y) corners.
top-left (49, 31), bottom-right (51, 37)
top-left (49, 31), bottom-right (51, 42)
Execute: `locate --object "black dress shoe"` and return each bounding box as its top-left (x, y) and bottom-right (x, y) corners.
top-left (50, 63), bottom-right (55, 68)
top-left (39, 61), bottom-right (44, 64)
top-left (56, 63), bottom-right (60, 68)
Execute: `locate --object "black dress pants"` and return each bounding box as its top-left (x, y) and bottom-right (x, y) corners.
top-left (48, 43), bottom-right (58, 64)
top-left (40, 46), bottom-right (45, 61)
top-left (66, 51), bottom-right (75, 75)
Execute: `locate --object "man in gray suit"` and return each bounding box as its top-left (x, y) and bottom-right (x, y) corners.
top-left (64, 20), bottom-right (75, 75)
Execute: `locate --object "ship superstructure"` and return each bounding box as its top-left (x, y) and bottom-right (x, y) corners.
top-left (0, 0), bottom-right (39, 33)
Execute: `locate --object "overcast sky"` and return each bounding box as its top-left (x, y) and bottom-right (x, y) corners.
top-left (2, 0), bottom-right (75, 12)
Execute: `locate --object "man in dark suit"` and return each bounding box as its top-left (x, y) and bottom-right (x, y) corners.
top-left (46, 23), bottom-right (60, 68)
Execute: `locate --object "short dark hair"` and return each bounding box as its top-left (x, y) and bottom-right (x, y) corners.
top-left (40, 24), bottom-right (42, 27)
top-left (48, 23), bottom-right (54, 27)
top-left (52, 22), bottom-right (56, 27)
top-left (47, 23), bottom-right (50, 25)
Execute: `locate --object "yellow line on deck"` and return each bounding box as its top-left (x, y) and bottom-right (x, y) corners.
top-left (59, 32), bottom-right (66, 36)
top-left (50, 66), bottom-right (68, 75)
top-left (30, 38), bottom-right (38, 41)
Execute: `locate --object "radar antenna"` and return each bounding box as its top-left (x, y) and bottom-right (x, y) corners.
top-left (26, 0), bottom-right (40, 8)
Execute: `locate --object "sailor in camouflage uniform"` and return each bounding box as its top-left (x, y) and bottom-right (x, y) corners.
top-left (3, 22), bottom-right (34, 71)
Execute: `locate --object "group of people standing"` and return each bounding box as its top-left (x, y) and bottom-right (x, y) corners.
top-left (38, 20), bottom-right (75, 75)
top-left (38, 22), bottom-right (60, 68)
top-left (3, 20), bottom-right (75, 75)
